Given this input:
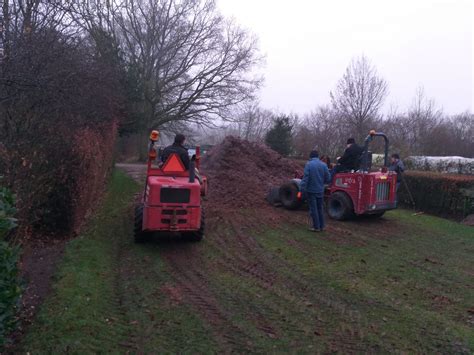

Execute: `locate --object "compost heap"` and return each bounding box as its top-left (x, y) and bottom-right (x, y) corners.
top-left (202, 136), bottom-right (302, 210)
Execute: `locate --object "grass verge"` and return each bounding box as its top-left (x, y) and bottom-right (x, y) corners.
top-left (18, 168), bottom-right (474, 353)
top-left (20, 170), bottom-right (216, 353)
top-left (251, 210), bottom-right (474, 352)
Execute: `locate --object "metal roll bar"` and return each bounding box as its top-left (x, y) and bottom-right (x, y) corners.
top-left (360, 130), bottom-right (389, 171)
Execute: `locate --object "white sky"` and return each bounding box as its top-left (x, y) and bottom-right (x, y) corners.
top-left (218, 0), bottom-right (473, 115)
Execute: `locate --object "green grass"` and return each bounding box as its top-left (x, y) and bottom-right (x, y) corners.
top-left (249, 210), bottom-right (474, 352)
top-left (21, 170), bottom-right (216, 353)
top-left (118, 243), bottom-right (218, 353)
top-left (19, 170), bottom-right (474, 353)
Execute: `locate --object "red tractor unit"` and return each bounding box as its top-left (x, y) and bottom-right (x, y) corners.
top-left (134, 131), bottom-right (208, 243)
top-left (275, 131), bottom-right (398, 220)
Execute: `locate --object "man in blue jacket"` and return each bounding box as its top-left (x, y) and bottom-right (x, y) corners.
top-left (300, 150), bottom-right (331, 232)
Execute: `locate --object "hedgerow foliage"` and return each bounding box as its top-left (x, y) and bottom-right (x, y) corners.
top-left (0, 187), bottom-right (17, 237)
top-left (399, 171), bottom-right (474, 218)
top-left (0, 185), bottom-right (20, 348)
top-left (0, 9), bottom-right (123, 237)
top-left (0, 123), bottom-right (117, 236)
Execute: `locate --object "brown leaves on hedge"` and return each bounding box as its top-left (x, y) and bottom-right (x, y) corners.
top-left (0, 121), bottom-right (118, 240)
top-left (405, 171), bottom-right (474, 183)
top-left (400, 171), bottom-right (474, 218)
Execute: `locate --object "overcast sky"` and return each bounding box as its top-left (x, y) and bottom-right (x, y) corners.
top-left (218, 0), bottom-right (473, 115)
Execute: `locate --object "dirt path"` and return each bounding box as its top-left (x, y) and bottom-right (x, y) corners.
top-left (5, 241), bottom-right (66, 349)
top-left (116, 163), bottom-right (148, 182)
top-left (19, 164), bottom-right (473, 353)
top-left (114, 163), bottom-right (396, 352)
top-left (116, 163), bottom-right (258, 351)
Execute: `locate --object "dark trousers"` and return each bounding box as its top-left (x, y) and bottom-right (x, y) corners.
top-left (330, 164), bottom-right (349, 181)
top-left (307, 193), bottom-right (325, 230)
top-left (395, 182), bottom-right (401, 203)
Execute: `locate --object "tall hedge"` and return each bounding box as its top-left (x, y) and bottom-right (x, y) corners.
top-left (399, 171), bottom-right (474, 218)
top-left (1, 17), bottom-right (123, 239)
top-left (0, 122), bottom-right (117, 237)
top-left (0, 186), bottom-right (20, 348)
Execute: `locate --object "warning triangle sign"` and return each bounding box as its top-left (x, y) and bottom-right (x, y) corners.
top-left (162, 153), bottom-right (186, 173)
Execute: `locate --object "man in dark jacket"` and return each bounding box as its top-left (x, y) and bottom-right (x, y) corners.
top-left (300, 150), bottom-right (331, 232)
top-left (388, 153), bottom-right (405, 191)
top-left (161, 134), bottom-right (190, 170)
top-left (331, 138), bottom-right (364, 178)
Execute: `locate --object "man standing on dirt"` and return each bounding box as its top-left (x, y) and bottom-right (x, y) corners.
top-left (161, 134), bottom-right (190, 170)
top-left (300, 150), bottom-right (331, 232)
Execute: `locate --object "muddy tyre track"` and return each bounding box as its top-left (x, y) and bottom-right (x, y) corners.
top-left (161, 246), bottom-right (257, 352)
top-left (117, 162), bottom-right (375, 352)
top-left (206, 214), bottom-right (374, 352)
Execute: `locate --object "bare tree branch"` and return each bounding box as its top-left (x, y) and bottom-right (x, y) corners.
top-left (330, 55), bottom-right (388, 140)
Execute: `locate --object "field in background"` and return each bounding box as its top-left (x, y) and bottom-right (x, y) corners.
top-left (18, 167), bottom-right (474, 353)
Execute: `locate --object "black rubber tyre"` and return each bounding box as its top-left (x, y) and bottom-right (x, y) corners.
top-left (279, 182), bottom-right (303, 210)
top-left (134, 204), bottom-right (147, 243)
top-left (266, 187), bottom-right (281, 205)
top-left (328, 191), bottom-right (355, 220)
top-left (187, 211), bottom-right (205, 242)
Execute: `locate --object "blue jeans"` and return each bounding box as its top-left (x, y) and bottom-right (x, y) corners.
top-left (395, 182), bottom-right (401, 203)
top-left (307, 193), bottom-right (325, 230)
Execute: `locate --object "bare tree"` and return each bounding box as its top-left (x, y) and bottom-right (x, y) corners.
top-left (293, 106), bottom-right (345, 158)
top-left (111, 0), bottom-right (262, 130)
top-left (330, 55), bottom-right (388, 140)
top-left (449, 112), bottom-right (474, 157)
top-left (59, 0), bottom-right (262, 158)
top-left (380, 105), bottom-right (414, 157)
top-left (406, 86), bottom-right (442, 154)
top-left (232, 101), bottom-right (273, 141)
top-left (379, 87), bottom-right (472, 157)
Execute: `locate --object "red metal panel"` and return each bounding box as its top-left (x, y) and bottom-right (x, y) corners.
top-left (142, 148), bottom-right (206, 233)
top-left (161, 153), bottom-right (186, 173)
top-left (143, 206), bottom-right (201, 231)
top-left (145, 176), bottom-right (201, 207)
top-left (328, 171), bottom-right (398, 215)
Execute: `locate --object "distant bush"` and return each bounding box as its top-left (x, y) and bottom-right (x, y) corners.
top-left (399, 171), bottom-right (474, 218)
top-left (405, 156), bottom-right (474, 175)
top-left (0, 185), bottom-right (20, 348)
top-left (265, 116), bottom-right (293, 157)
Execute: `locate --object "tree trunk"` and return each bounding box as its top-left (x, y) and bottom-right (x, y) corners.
top-left (137, 129), bottom-right (148, 162)
top-left (137, 96), bottom-right (155, 162)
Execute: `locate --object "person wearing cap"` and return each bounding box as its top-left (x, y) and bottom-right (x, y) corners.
top-left (300, 150), bottom-right (331, 232)
top-left (161, 134), bottom-right (190, 170)
top-left (331, 138), bottom-right (364, 178)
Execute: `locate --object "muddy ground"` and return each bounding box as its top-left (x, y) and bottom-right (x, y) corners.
top-left (115, 164), bottom-right (357, 351)
top-left (110, 136), bottom-right (472, 353)
top-left (114, 143), bottom-right (392, 352)
top-left (11, 138), bottom-right (474, 353)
